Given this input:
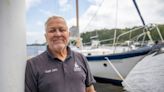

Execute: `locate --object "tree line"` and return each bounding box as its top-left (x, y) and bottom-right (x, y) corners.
top-left (81, 24), bottom-right (164, 45)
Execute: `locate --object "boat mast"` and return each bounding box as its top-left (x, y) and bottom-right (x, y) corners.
top-left (76, 0), bottom-right (79, 31)
top-left (75, 0), bottom-right (82, 48)
top-left (132, 0), bottom-right (145, 26)
top-left (132, 0), bottom-right (153, 42)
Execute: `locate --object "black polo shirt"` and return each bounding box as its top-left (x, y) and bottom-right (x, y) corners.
top-left (25, 47), bottom-right (95, 92)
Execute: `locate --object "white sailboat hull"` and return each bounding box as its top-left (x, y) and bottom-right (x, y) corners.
top-left (86, 46), bottom-right (152, 84)
top-left (88, 55), bottom-right (144, 80)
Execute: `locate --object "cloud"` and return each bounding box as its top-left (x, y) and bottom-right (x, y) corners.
top-left (59, 0), bottom-right (68, 7)
top-left (26, 31), bottom-right (45, 44)
top-left (36, 21), bottom-right (43, 26)
top-left (26, 0), bottom-right (164, 43)
top-left (69, 0), bottom-right (164, 33)
top-left (58, 0), bottom-right (71, 12)
top-left (26, 0), bottom-right (42, 11)
top-left (136, 0), bottom-right (164, 24)
top-left (39, 9), bottom-right (53, 16)
top-left (39, 9), bottom-right (56, 18)
top-left (26, 20), bottom-right (45, 44)
top-left (88, 0), bottom-right (103, 5)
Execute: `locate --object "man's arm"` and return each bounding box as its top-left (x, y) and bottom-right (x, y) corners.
top-left (86, 85), bottom-right (96, 92)
top-left (76, 52), bottom-right (96, 92)
top-left (25, 60), bottom-right (38, 92)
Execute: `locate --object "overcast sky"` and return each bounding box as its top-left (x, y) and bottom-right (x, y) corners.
top-left (26, 0), bottom-right (164, 44)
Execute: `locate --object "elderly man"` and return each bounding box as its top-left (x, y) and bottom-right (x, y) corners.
top-left (25, 16), bottom-right (96, 92)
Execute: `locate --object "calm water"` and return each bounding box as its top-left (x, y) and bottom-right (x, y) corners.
top-left (27, 46), bottom-right (46, 57)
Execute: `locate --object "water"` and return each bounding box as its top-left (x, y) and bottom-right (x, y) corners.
top-left (27, 46), bottom-right (46, 57)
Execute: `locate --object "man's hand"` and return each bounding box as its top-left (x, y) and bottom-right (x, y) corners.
top-left (86, 85), bottom-right (96, 92)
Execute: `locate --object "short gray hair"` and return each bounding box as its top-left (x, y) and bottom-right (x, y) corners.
top-left (45, 16), bottom-right (67, 28)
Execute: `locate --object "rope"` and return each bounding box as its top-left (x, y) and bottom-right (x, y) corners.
top-left (104, 57), bottom-right (134, 92)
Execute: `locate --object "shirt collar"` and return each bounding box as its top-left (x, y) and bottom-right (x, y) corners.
top-left (46, 46), bottom-right (73, 60)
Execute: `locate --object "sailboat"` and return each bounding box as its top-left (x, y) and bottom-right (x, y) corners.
top-left (86, 32), bottom-right (152, 85)
top-left (73, 0), bottom-right (163, 85)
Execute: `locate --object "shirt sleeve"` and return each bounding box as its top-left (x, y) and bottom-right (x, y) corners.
top-left (81, 55), bottom-right (96, 87)
top-left (25, 60), bottom-right (38, 92)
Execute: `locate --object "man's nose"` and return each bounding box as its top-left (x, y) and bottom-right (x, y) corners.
top-left (55, 29), bottom-right (62, 36)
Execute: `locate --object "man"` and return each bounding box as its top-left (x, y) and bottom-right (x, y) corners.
top-left (25, 16), bottom-right (96, 92)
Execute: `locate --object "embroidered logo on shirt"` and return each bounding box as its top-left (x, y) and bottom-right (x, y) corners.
top-left (45, 68), bottom-right (58, 73)
top-left (74, 62), bottom-right (81, 71)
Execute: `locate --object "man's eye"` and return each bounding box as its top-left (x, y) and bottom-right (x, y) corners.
top-left (48, 29), bottom-right (56, 32)
top-left (59, 29), bottom-right (65, 32)
top-left (47, 28), bottom-right (66, 33)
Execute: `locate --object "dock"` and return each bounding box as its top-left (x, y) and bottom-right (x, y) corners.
top-left (94, 83), bottom-right (124, 92)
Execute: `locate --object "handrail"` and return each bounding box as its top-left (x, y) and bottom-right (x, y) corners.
top-left (116, 27), bottom-right (144, 43)
top-left (83, 24), bottom-right (163, 52)
top-left (154, 24), bottom-right (164, 41)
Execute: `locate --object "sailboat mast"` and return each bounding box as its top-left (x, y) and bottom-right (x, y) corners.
top-left (132, 0), bottom-right (153, 42)
top-left (76, 0), bottom-right (79, 32)
top-left (75, 0), bottom-right (82, 48)
top-left (132, 0), bottom-right (145, 26)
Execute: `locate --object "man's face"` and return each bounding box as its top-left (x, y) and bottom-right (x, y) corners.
top-left (45, 18), bottom-right (69, 52)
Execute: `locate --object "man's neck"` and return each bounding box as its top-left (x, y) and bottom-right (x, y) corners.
top-left (53, 48), bottom-right (67, 62)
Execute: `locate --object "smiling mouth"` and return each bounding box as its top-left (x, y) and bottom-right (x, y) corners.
top-left (53, 39), bottom-right (64, 43)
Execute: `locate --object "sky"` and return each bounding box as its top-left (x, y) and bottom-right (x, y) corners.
top-left (26, 0), bottom-right (164, 44)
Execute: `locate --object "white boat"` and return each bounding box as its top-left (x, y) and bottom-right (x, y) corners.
top-left (86, 46), bottom-right (152, 85)
top-left (70, 23), bottom-right (163, 85)
top-left (80, 0), bottom-right (164, 85)
top-left (71, 0), bottom-right (164, 86)
top-left (83, 26), bottom-right (164, 86)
